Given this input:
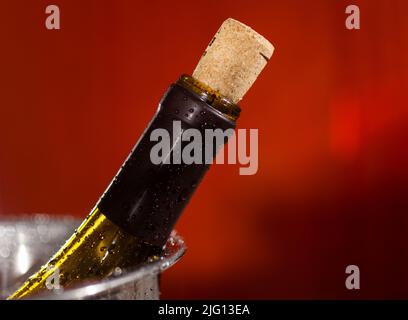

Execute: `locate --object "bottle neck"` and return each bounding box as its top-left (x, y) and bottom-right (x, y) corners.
top-left (97, 76), bottom-right (238, 247)
top-left (177, 75), bottom-right (241, 121)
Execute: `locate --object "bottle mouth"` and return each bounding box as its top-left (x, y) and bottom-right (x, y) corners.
top-left (177, 74), bottom-right (241, 121)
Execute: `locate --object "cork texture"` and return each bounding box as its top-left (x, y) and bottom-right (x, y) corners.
top-left (192, 18), bottom-right (274, 103)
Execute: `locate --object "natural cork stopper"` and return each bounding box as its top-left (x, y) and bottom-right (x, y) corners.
top-left (192, 18), bottom-right (274, 104)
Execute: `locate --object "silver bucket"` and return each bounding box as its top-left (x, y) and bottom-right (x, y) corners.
top-left (0, 214), bottom-right (185, 300)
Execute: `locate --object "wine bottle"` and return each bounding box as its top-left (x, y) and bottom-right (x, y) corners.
top-left (9, 18), bottom-right (274, 299)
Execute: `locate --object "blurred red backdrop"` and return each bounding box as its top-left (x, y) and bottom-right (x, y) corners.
top-left (0, 0), bottom-right (407, 299)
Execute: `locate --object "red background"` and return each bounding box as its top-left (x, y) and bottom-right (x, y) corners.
top-left (0, 0), bottom-right (407, 299)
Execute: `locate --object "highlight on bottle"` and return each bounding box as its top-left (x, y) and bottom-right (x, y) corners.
top-left (149, 121), bottom-right (259, 176)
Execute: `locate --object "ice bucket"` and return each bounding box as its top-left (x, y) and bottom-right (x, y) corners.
top-left (0, 214), bottom-right (185, 300)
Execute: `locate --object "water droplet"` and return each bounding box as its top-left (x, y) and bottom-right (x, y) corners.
top-left (148, 255), bottom-right (160, 263)
top-left (113, 267), bottom-right (122, 276)
top-left (160, 261), bottom-right (170, 270)
top-left (189, 108), bottom-right (194, 113)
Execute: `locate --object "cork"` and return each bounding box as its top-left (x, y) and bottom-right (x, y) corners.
top-left (192, 18), bottom-right (274, 103)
